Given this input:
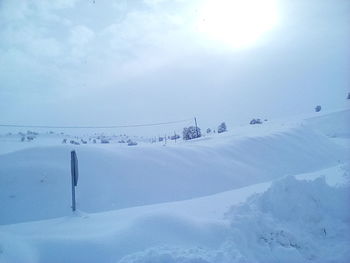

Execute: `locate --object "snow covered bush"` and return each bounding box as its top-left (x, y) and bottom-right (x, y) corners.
top-left (27, 130), bottom-right (38, 135)
top-left (171, 134), bottom-right (180, 140)
top-left (26, 136), bottom-right (35, 141)
top-left (315, 105), bottom-right (322, 112)
top-left (206, 128), bottom-right (211, 134)
top-left (127, 139), bottom-right (137, 146)
top-left (183, 126), bottom-right (201, 140)
top-left (101, 139), bottom-right (110, 144)
top-left (217, 122), bottom-right (227, 133)
top-left (250, 118), bottom-right (262, 125)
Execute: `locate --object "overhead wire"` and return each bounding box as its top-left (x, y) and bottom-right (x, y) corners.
top-left (0, 118), bottom-right (194, 129)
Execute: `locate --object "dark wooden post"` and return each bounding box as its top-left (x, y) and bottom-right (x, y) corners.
top-left (71, 150), bottom-right (79, 211)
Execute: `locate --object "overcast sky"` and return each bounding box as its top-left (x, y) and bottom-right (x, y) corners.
top-left (0, 0), bottom-right (349, 135)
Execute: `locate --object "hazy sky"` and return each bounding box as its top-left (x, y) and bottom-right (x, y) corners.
top-left (0, 0), bottom-right (349, 134)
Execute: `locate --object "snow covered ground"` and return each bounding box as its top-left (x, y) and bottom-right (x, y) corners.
top-left (0, 109), bottom-right (349, 263)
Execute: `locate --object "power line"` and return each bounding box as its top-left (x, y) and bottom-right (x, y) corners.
top-left (0, 118), bottom-right (193, 129)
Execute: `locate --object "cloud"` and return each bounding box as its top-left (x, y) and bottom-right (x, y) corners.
top-left (70, 25), bottom-right (95, 46)
top-left (69, 25), bottom-right (95, 58)
top-left (0, 0), bottom-right (349, 129)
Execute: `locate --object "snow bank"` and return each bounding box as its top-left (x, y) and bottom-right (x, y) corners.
top-left (118, 176), bottom-right (350, 263)
top-left (225, 176), bottom-right (350, 263)
top-left (0, 170), bottom-right (349, 262)
top-left (0, 122), bottom-right (346, 224)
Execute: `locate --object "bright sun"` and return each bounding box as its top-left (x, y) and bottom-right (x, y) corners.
top-left (196, 0), bottom-right (279, 48)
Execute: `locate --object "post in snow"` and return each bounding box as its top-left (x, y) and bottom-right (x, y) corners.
top-left (70, 150), bottom-right (79, 211)
top-left (194, 117), bottom-right (199, 138)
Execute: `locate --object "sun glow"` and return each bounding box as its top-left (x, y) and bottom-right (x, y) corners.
top-left (196, 0), bottom-right (279, 48)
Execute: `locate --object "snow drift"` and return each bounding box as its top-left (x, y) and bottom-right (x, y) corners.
top-left (0, 116), bottom-right (347, 224)
top-left (117, 176), bottom-right (350, 263)
top-left (0, 109), bottom-right (349, 263)
top-left (1, 172), bottom-right (349, 263)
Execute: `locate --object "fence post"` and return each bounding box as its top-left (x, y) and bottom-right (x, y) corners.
top-left (71, 150), bottom-right (79, 211)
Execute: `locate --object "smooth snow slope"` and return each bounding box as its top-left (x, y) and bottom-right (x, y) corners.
top-left (303, 109), bottom-right (350, 138)
top-left (1, 111), bottom-right (348, 224)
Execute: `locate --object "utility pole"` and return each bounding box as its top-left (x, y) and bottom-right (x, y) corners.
top-left (194, 117), bottom-right (199, 138)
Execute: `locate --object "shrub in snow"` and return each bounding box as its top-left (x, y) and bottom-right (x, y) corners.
top-left (101, 139), bottom-right (110, 144)
top-left (170, 134), bottom-right (180, 140)
top-left (26, 136), bottom-right (35, 141)
top-left (347, 92), bottom-right (350, 99)
top-left (27, 130), bottom-right (38, 135)
top-left (62, 138), bottom-right (67, 144)
top-left (127, 140), bottom-right (137, 146)
top-left (206, 128), bottom-right (211, 134)
top-left (70, 140), bottom-right (80, 145)
top-left (250, 118), bottom-right (262, 125)
top-left (315, 105), bottom-right (322, 112)
top-left (183, 126), bottom-right (201, 140)
top-left (217, 122), bottom-right (227, 133)
top-left (20, 136), bottom-right (25, 142)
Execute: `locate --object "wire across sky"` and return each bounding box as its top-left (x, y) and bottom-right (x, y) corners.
top-left (0, 118), bottom-right (194, 129)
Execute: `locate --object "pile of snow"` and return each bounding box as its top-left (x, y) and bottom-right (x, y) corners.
top-left (118, 176), bottom-right (350, 263)
top-left (225, 176), bottom-right (350, 263)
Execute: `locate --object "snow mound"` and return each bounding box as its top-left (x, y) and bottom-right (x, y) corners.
top-left (119, 176), bottom-right (350, 263)
top-left (225, 176), bottom-right (350, 263)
